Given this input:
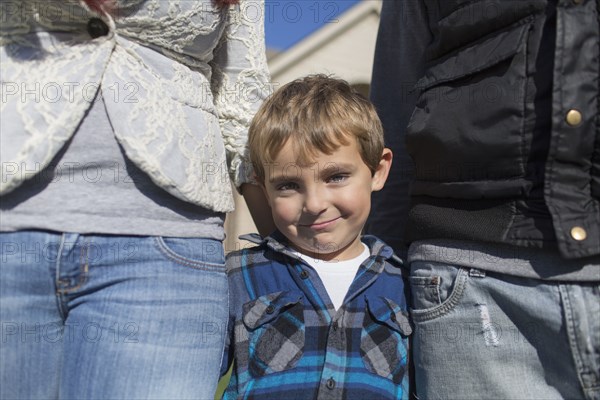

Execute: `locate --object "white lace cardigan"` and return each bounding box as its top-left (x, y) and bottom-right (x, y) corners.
top-left (0, 0), bottom-right (270, 212)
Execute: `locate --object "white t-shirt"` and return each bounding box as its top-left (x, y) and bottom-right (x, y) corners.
top-left (294, 243), bottom-right (370, 310)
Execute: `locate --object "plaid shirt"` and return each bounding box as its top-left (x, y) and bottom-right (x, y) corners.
top-left (221, 232), bottom-right (411, 399)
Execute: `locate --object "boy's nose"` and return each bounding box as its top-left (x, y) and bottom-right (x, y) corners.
top-left (302, 189), bottom-right (328, 215)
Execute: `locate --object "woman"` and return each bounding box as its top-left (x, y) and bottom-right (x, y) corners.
top-left (0, 0), bottom-right (270, 398)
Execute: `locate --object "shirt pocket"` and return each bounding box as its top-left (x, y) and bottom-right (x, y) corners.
top-left (360, 296), bottom-right (412, 384)
top-left (407, 20), bottom-right (534, 197)
top-left (243, 291), bottom-right (305, 378)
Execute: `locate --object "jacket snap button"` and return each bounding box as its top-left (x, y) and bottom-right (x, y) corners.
top-left (266, 305), bottom-right (275, 314)
top-left (566, 109), bottom-right (582, 126)
top-left (300, 270), bottom-right (309, 279)
top-left (87, 18), bottom-right (110, 39)
top-left (570, 226), bottom-right (587, 241)
top-left (326, 378), bottom-right (336, 389)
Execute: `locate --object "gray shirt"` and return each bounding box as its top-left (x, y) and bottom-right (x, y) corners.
top-left (409, 240), bottom-right (599, 282)
top-left (0, 94), bottom-right (225, 240)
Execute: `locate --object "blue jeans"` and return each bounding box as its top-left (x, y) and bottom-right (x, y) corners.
top-left (0, 231), bottom-right (228, 400)
top-left (410, 260), bottom-right (600, 400)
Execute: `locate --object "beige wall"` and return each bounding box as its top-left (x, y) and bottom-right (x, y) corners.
top-left (224, 190), bottom-right (257, 253)
top-left (271, 9), bottom-right (380, 86)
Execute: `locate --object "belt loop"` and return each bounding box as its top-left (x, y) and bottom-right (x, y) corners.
top-left (469, 268), bottom-right (486, 278)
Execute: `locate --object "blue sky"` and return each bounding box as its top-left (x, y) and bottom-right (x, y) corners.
top-left (264, 0), bottom-right (361, 50)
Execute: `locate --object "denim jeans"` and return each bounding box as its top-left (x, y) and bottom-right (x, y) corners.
top-left (409, 260), bottom-right (600, 400)
top-left (0, 231), bottom-right (228, 400)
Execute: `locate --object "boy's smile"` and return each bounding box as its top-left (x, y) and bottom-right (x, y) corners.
top-left (298, 216), bottom-right (341, 230)
top-left (262, 137), bottom-right (391, 261)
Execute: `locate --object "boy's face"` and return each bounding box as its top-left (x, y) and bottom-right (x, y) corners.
top-left (261, 137), bottom-right (392, 261)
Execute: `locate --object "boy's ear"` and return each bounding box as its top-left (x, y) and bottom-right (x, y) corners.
top-left (371, 148), bottom-right (393, 192)
top-left (257, 177), bottom-right (273, 207)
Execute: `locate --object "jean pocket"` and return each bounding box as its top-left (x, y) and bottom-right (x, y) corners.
top-left (360, 296), bottom-right (410, 384)
top-left (154, 237), bottom-right (225, 271)
top-left (409, 275), bottom-right (442, 310)
top-left (409, 261), bottom-right (468, 322)
top-left (243, 291), bottom-right (305, 377)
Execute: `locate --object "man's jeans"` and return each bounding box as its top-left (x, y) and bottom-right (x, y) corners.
top-left (410, 260), bottom-right (599, 400)
top-left (0, 231), bottom-right (228, 400)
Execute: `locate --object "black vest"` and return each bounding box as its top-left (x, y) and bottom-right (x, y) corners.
top-left (405, 0), bottom-right (600, 259)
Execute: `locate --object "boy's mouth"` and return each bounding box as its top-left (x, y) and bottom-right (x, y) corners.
top-left (300, 217), bottom-right (341, 231)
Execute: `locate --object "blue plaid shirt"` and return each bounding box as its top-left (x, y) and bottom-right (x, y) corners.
top-left (221, 232), bottom-right (411, 399)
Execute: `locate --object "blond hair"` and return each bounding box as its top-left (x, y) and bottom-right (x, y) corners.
top-left (248, 74), bottom-right (384, 182)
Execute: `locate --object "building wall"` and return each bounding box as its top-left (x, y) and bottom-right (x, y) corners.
top-left (271, 9), bottom-right (380, 87)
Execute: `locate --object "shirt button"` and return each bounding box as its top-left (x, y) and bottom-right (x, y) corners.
top-left (266, 305), bottom-right (275, 314)
top-left (87, 18), bottom-right (110, 39)
top-left (326, 378), bottom-right (336, 390)
top-left (565, 109), bottom-right (582, 126)
top-left (300, 270), bottom-right (309, 279)
top-left (570, 226), bottom-right (587, 241)
top-left (390, 312), bottom-right (397, 322)
top-left (332, 322), bottom-right (338, 331)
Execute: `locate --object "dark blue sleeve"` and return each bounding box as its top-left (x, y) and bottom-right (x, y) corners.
top-left (365, 0), bottom-right (433, 252)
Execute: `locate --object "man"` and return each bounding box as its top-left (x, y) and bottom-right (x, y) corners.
top-left (367, 1), bottom-right (599, 398)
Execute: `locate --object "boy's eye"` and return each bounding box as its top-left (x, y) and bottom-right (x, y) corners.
top-left (327, 174), bottom-right (348, 183)
top-left (276, 182), bottom-right (299, 191)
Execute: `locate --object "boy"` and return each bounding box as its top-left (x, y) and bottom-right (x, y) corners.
top-left (221, 75), bottom-right (411, 399)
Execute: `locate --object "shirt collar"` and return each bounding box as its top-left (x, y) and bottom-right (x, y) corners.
top-left (240, 231), bottom-right (399, 266)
